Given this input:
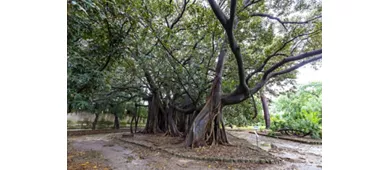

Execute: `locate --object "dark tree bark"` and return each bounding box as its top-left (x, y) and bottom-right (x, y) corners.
top-left (144, 95), bottom-right (163, 133)
top-left (130, 110), bottom-right (135, 133)
top-left (114, 113), bottom-right (120, 129)
top-left (185, 41), bottom-right (228, 147)
top-left (67, 104), bottom-right (72, 113)
top-left (144, 97), bottom-right (152, 132)
top-left (135, 105), bottom-right (139, 133)
top-left (92, 113), bottom-right (99, 130)
top-left (177, 110), bottom-right (186, 133)
top-left (165, 106), bottom-right (183, 137)
top-left (185, 114), bottom-right (191, 135)
top-left (158, 105), bottom-right (167, 132)
top-left (260, 93), bottom-right (270, 129)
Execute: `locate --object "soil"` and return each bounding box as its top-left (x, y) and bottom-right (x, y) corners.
top-left (68, 131), bottom-right (322, 170)
top-left (251, 131), bottom-right (322, 144)
top-left (119, 132), bottom-right (279, 162)
top-left (228, 131), bottom-right (322, 170)
top-left (67, 139), bottom-right (112, 170)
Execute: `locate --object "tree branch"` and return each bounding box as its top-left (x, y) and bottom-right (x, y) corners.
top-left (222, 49), bottom-right (322, 105)
top-left (251, 94), bottom-right (258, 119)
top-left (251, 13), bottom-right (322, 31)
top-left (238, 0), bottom-right (263, 13)
top-left (230, 0), bottom-right (237, 21)
top-left (170, 0), bottom-right (189, 29)
top-left (268, 55), bottom-right (322, 78)
top-left (207, 0), bottom-right (228, 26)
top-left (210, 0), bottom-right (249, 95)
top-left (181, 34), bottom-right (206, 65)
top-left (251, 13), bottom-right (288, 30)
top-left (246, 32), bottom-right (317, 83)
top-left (262, 49), bottom-right (322, 78)
top-left (283, 15), bottom-right (322, 25)
top-left (164, 16), bottom-right (170, 28)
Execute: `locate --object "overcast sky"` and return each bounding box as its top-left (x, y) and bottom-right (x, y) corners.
top-left (296, 66), bottom-right (322, 84)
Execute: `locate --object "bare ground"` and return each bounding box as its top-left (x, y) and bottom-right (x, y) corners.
top-left (228, 131), bottom-right (322, 170)
top-left (68, 131), bottom-right (321, 170)
top-left (118, 132), bottom-right (279, 162)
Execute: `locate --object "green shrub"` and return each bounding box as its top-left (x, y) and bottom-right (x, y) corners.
top-left (97, 120), bottom-right (113, 129)
top-left (267, 131), bottom-right (276, 137)
top-left (120, 121), bottom-right (127, 127)
top-left (67, 120), bottom-right (75, 128)
top-left (76, 120), bottom-right (92, 129)
top-left (270, 111), bottom-right (322, 139)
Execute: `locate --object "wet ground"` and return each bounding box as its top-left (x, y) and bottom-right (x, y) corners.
top-left (228, 131), bottom-right (322, 170)
top-left (69, 134), bottom-right (221, 170)
top-left (68, 131), bottom-right (322, 170)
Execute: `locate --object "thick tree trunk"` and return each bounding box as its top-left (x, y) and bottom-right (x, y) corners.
top-left (185, 114), bottom-right (191, 136)
top-left (144, 95), bottom-right (162, 133)
top-left (135, 105), bottom-right (139, 133)
top-left (130, 104), bottom-right (138, 134)
top-left (67, 104), bottom-right (72, 113)
top-left (165, 106), bottom-right (183, 137)
top-left (177, 111), bottom-right (186, 133)
top-left (158, 106), bottom-right (167, 132)
top-left (185, 41), bottom-right (228, 148)
top-left (92, 113), bottom-right (99, 130)
top-left (130, 114), bottom-right (135, 133)
top-left (144, 97), bottom-right (152, 132)
top-left (114, 113), bottom-right (120, 129)
top-left (260, 94), bottom-right (270, 129)
top-left (185, 101), bottom-right (229, 147)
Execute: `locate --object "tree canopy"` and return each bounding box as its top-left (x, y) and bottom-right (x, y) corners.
top-left (67, 0), bottom-right (322, 147)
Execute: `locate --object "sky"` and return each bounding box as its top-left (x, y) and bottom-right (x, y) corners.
top-left (296, 65), bottom-right (322, 84)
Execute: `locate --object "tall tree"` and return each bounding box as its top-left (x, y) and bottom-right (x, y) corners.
top-left (67, 0), bottom-right (322, 148)
top-left (185, 0), bottom-right (322, 147)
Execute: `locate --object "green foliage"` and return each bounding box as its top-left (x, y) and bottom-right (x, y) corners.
top-left (120, 121), bottom-right (128, 127)
top-left (97, 120), bottom-right (114, 129)
top-left (267, 131), bottom-right (276, 137)
top-left (67, 120), bottom-right (75, 128)
top-left (223, 96), bottom-right (264, 127)
top-left (120, 118), bottom-right (131, 126)
top-left (67, 0), bottom-right (322, 134)
top-left (77, 120), bottom-right (92, 129)
top-left (270, 82), bottom-right (322, 139)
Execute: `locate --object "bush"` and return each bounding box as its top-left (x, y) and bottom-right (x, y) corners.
top-left (120, 121), bottom-right (128, 127)
top-left (67, 120), bottom-right (75, 128)
top-left (76, 120), bottom-right (92, 129)
top-left (97, 120), bottom-right (113, 129)
top-left (267, 131), bottom-right (276, 137)
top-left (269, 82), bottom-right (322, 139)
top-left (270, 114), bottom-right (286, 131)
top-left (270, 111), bottom-right (322, 139)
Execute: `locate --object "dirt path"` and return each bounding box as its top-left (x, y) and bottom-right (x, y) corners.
top-left (228, 131), bottom-right (322, 170)
top-left (69, 134), bottom-right (149, 169)
top-left (68, 132), bottom-right (321, 170)
top-left (69, 134), bottom-right (242, 170)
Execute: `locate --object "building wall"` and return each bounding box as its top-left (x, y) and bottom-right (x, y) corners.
top-left (67, 112), bottom-right (132, 122)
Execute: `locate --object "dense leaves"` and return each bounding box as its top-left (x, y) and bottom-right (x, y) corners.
top-left (270, 82), bottom-right (322, 139)
top-left (223, 96), bottom-right (264, 127)
top-left (67, 0), bottom-right (322, 143)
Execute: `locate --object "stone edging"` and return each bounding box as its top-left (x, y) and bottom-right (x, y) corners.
top-left (226, 129), bottom-right (250, 131)
top-left (115, 137), bottom-right (280, 164)
top-left (67, 129), bottom-right (130, 136)
top-left (250, 132), bottom-right (322, 145)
